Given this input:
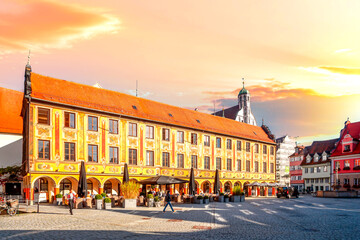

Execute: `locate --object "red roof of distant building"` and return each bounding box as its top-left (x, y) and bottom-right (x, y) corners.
top-left (0, 87), bottom-right (23, 134)
top-left (30, 73), bottom-right (275, 144)
top-left (331, 121), bottom-right (360, 157)
top-left (300, 139), bottom-right (338, 166)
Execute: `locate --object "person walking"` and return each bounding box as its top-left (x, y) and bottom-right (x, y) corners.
top-left (163, 190), bottom-right (175, 213)
top-left (67, 189), bottom-right (75, 215)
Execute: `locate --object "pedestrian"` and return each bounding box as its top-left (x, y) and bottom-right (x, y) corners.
top-left (67, 189), bottom-right (75, 215)
top-left (163, 190), bottom-right (175, 213)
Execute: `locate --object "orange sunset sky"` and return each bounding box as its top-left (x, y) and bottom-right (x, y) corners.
top-left (1, 0), bottom-right (360, 144)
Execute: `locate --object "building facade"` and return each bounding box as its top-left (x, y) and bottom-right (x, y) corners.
top-left (213, 80), bottom-right (257, 126)
top-left (301, 139), bottom-right (337, 192)
top-left (21, 66), bottom-right (276, 203)
top-left (331, 121), bottom-right (360, 192)
top-left (275, 135), bottom-right (295, 186)
top-left (289, 146), bottom-right (305, 191)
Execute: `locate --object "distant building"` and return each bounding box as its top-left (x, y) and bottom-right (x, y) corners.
top-left (0, 88), bottom-right (23, 196)
top-left (331, 120), bottom-right (360, 191)
top-left (289, 146), bottom-right (305, 191)
top-left (275, 136), bottom-right (296, 186)
top-left (301, 139), bottom-right (337, 192)
top-left (214, 80), bottom-right (257, 126)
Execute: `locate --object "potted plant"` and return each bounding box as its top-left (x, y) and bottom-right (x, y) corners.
top-left (154, 196), bottom-right (161, 207)
top-left (196, 195), bottom-right (203, 204)
top-left (95, 194), bottom-right (103, 209)
top-left (121, 181), bottom-right (140, 208)
top-left (104, 197), bottom-right (112, 209)
top-left (147, 194), bottom-right (154, 207)
top-left (218, 192), bottom-right (224, 202)
top-left (224, 194), bottom-right (229, 203)
top-left (55, 193), bottom-right (63, 205)
top-left (203, 195), bottom-right (209, 204)
top-left (230, 186), bottom-right (241, 202)
top-left (101, 192), bottom-right (107, 198)
top-left (240, 191), bottom-right (245, 202)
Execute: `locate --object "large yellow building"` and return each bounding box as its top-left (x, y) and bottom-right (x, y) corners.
top-left (21, 64), bottom-right (276, 203)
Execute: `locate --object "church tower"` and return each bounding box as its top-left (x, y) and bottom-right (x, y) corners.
top-left (236, 78), bottom-right (257, 126)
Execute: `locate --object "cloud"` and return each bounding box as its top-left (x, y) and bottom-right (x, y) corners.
top-left (301, 66), bottom-right (360, 76)
top-left (203, 79), bottom-right (318, 102)
top-left (0, 0), bottom-right (120, 54)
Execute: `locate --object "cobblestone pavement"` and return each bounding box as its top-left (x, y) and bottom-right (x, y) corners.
top-left (1, 195), bottom-right (360, 240)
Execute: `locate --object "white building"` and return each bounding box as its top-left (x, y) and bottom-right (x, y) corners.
top-left (276, 135), bottom-right (295, 186)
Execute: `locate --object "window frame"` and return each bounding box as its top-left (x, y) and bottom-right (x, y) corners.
top-left (177, 153), bottom-right (184, 168)
top-left (109, 119), bottom-right (119, 134)
top-left (254, 144), bottom-right (259, 153)
top-left (204, 156), bottom-right (210, 170)
top-left (204, 135), bottom-right (210, 147)
top-left (216, 157), bottom-right (221, 170)
top-left (226, 139), bottom-right (232, 150)
top-left (64, 112), bottom-right (76, 129)
top-left (254, 161), bottom-right (259, 172)
top-left (162, 128), bottom-right (170, 141)
top-left (38, 140), bottom-right (50, 160)
top-left (129, 148), bottom-right (137, 165)
top-left (128, 123), bottom-right (137, 137)
top-left (191, 155), bottom-right (198, 169)
top-left (246, 160), bottom-right (250, 172)
top-left (191, 133), bottom-right (197, 145)
top-left (226, 158), bottom-right (232, 171)
top-left (88, 144), bottom-right (98, 162)
top-left (162, 152), bottom-right (170, 167)
top-left (263, 145), bottom-right (267, 155)
top-left (216, 137), bottom-right (221, 148)
top-left (146, 150), bottom-right (154, 166)
top-left (64, 142), bottom-right (76, 161)
top-left (145, 125), bottom-right (154, 139)
top-left (237, 159), bottom-right (241, 171)
top-left (263, 162), bottom-right (267, 173)
top-left (38, 108), bottom-right (50, 125)
top-left (246, 142), bottom-right (251, 152)
top-left (88, 116), bottom-right (98, 131)
top-left (237, 141), bottom-right (242, 151)
top-left (109, 146), bottom-right (119, 164)
top-left (177, 131), bottom-right (184, 143)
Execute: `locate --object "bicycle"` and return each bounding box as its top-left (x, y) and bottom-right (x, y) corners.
top-left (0, 199), bottom-right (17, 216)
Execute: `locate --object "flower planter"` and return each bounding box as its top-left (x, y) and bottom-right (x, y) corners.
top-left (240, 195), bottom-right (245, 202)
top-left (95, 199), bottom-right (103, 209)
top-left (154, 201), bottom-right (161, 207)
top-left (218, 196), bottom-right (224, 202)
top-left (230, 195), bottom-right (240, 202)
top-left (196, 199), bottom-right (203, 204)
top-left (147, 198), bottom-right (154, 207)
top-left (204, 199), bottom-right (209, 204)
top-left (224, 198), bottom-right (229, 203)
top-left (104, 202), bottom-right (111, 209)
top-left (124, 199), bottom-right (137, 208)
top-left (56, 198), bottom-right (62, 206)
top-left (209, 196), bottom-right (214, 202)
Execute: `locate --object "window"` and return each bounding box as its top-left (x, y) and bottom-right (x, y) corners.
top-left (64, 112), bottom-right (75, 128)
top-left (216, 157), bottom-right (221, 170)
top-left (314, 155), bottom-right (319, 162)
top-left (162, 128), bottom-right (170, 141)
top-left (38, 140), bottom-right (50, 159)
top-left (109, 147), bottom-right (118, 164)
top-left (246, 142), bottom-right (250, 152)
top-left (237, 160), bottom-right (241, 171)
top-left (323, 166), bottom-right (327, 172)
top-left (263, 162), bottom-right (267, 173)
top-left (177, 154), bottom-right (184, 168)
top-left (146, 126), bottom-right (154, 139)
top-left (88, 145), bottom-right (98, 162)
top-left (354, 178), bottom-right (360, 185)
top-left (254, 144), bottom-right (259, 153)
top-left (64, 142), bottom-right (75, 161)
top-left (38, 108), bottom-right (50, 125)
top-left (305, 168), bottom-right (309, 173)
top-left (204, 156), bottom-right (210, 170)
top-left (270, 146), bottom-right (274, 155)
top-left (128, 123), bottom-right (137, 137)
top-left (263, 145), bottom-right (267, 154)
top-left (270, 163), bottom-right (274, 173)
top-left (109, 120), bottom-right (118, 134)
top-left (310, 167), bottom-right (314, 173)
top-left (237, 141), bottom-right (242, 151)
top-left (317, 167), bottom-right (321, 172)
top-left (129, 149), bottom-right (137, 165)
top-left (320, 178), bottom-right (324, 183)
top-left (344, 178), bottom-right (349, 184)
top-left (146, 151), bottom-right (154, 166)
top-left (323, 154), bottom-right (327, 161)
top-left (216, 137), bottom-right (221, 148)
top-left (226, 139), bottom-right (232, 150)
top-left (306, 179), bottom-right (310, 184)
top-left (344, 145), bottom-right (351, 152)
top-left (191, 155), bottom-right (197, 169)
top-left (88, 116), bottom-right (98, 131)
top-left (204, 135), bottom-right (210, 147)
top-left (314, 167), bottom-right (317, 173)
top-left (40, 178), bottom-right (48, 192)
top-left (345, 160), bottom-right (350, 168)
top-left (162, 152), bottom-right (170, 167)
top-left (227, 159), bottom-right (232, 171)
top-left (355, 159), bottom-right (360, 167)
top-left (254, 161), bottom-right (259, 172)
top-left (335, 161), bottom-right (340, 170)
top-left (177, 131), bottom-right (184, 143)
top-left (191, 133), bottom-right (197, 145)
top-left (246, 160), bottom-right (250, 172)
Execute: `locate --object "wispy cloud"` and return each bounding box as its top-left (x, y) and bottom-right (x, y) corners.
top-left (334, 49), bottom-right (352, 54)
top-left (300, 66), bottom-right (360, 76)
top-left (0, 0), bottom-right (120, 54)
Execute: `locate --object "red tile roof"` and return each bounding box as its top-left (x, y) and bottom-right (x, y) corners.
top-left (300, 139), bottom-right (338, 166)
top-left (331, 121), bottom-right (360, 157)
top-left (0, 87), bottom-right (23, 134)
top-left (30, 73), bottom-right (274, 144)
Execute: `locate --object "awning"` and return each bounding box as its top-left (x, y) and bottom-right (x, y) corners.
top-left (138, 176), bottom-right (188, 185)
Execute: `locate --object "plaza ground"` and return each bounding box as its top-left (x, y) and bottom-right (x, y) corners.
top-left (1, 195), bottom-right (360, 240)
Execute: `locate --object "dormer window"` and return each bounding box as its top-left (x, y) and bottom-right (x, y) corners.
top-left (344, 145), bottom-right (351, 152)
top-left (306, 155), bottom-right (311, 163)
top-left (314, 155), bottom-right (319, 162)
top-left (322, 154), bottom-right (327, 161)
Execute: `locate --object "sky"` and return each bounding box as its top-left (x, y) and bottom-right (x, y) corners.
top-left (1, 0), bottom-right (360, 145)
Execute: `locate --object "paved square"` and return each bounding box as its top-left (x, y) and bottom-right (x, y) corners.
top-left (1, 196), bottom-right (360, 239)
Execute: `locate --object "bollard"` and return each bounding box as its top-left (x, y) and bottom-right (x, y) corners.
top-left (37, 201), bottom-right (40, 213)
